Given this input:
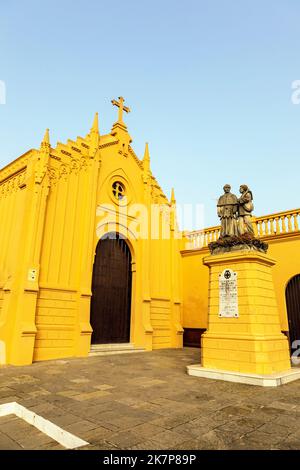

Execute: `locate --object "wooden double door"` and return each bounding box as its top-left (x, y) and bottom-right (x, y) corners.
top-left (90, 234), bottom-right (132, 344)
top-left (286, 274), bottom-right (300, 351)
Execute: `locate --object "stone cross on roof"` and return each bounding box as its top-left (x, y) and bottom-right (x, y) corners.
top-left (111, 96), bottom-right (130, 124)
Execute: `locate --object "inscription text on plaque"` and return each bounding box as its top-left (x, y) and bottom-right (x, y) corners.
top-left (219, 268), bottom-right (239, 318)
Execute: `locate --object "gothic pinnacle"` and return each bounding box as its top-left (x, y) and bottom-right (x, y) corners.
top-left (40, 128), bottom-right (50, 149)
top-left (170, 187), bottom-right (176, 205)
top-left (143, 142), bottom-right (151, 173)
top-left (91, 112), bottom-right (99, 135)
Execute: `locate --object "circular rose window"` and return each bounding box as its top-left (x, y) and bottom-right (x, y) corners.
top-left (112, 181), bottom-right (125, 200)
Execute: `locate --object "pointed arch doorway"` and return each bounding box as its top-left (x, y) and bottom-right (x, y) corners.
top-left (90, 233), bottom-right (132, 344)
top-left (286, 274), bottom-right (300, 351)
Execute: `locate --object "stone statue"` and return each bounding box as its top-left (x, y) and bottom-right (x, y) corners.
top-left (217, 184), bottom-right (238, 237)
top-left (209, 184), bottom-right (267, 254)
top-left (238, 184), bottom-right (254, 235)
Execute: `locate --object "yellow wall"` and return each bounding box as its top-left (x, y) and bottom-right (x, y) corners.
top-left (181, 249), bottom-right (209, 329)
top-left (266, 234), bottom-right (300, 331)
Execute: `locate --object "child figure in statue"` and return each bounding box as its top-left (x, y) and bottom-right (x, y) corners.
top-left (238, 184), bottom-right (254, 236)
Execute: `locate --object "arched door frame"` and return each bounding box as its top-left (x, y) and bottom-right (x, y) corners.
top-left (90, 228), bottom-right (136, 345)
top-left (285, 273), bottom-right (300, 353)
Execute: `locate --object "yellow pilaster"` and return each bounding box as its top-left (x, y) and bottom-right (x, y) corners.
top-left (201, 250), bottom-right (291, 375)
top-left (141, 143), bottom-right (153, 350)
top-left (9, 130), bottom-right (51, 365)
top-left (74, 113), bottom-right (101, 357)
top-left (170, 188), bottom-right (183, 348)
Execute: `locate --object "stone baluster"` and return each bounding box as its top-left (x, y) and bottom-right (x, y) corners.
top-left (198, 234), bottom-right (201, 248)
top-left (253, 219), bottom-right (258, 237)
top-left (269, 217), bottom-right (275, 235)
top-left (202, 232), bottom-right (206, 248)
top-left (204, 232), bottom-right (208, 247)
top-left (192, 235), bottom-right (196, 249)
top-left (192, 234), bottom-right (196, 248)
top-left (257, 220), bottom-right (262, 237)
top-left (208, 230), bottom-right (212, 244)
top-left (294, 213), bottom-right (299, 232)
top-left (190, 236), bottom-right (194, 249)
top-left (184, 209), bottom-right (300, 249)
top-left (275, 217), bottom-right (280, 234)
top-left (201, 232), bottom-right (204, 247)
top-left (287, 214), bottom-right (293, 232)
top-left (281, 216), bottom-right (286, 233)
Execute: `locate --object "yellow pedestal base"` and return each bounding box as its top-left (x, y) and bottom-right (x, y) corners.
top-left (200, 250), bottom-right (291, 376)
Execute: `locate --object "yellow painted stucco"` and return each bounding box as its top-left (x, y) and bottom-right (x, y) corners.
top-left (0, 103), bottom-right (183, 365)
top-left (201, 251), bottom-right (291, 374)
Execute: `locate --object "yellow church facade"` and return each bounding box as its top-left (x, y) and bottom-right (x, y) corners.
top-left (0, 98), bottom-right (183, 365)
top-left (0, 98), bottom-right (299, 369)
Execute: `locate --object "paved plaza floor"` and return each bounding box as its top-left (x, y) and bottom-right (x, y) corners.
top-left (0, 347), bottom-right (300, 450)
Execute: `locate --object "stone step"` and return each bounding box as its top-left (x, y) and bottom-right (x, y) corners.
top-left (89, 343), bottom-right (146, 357)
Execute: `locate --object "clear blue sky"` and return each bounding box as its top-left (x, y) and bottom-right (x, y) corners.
top-left (1, 0), bottom-right (300, 229)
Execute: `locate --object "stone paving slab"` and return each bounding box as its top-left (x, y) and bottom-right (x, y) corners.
top-left (0, 416), bottom-right (64, 450)
top-left (0, 348), bottom-right (300, 450)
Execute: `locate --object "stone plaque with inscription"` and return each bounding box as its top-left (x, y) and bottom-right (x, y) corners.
top-left (218, 268), bottom-right (239, 318)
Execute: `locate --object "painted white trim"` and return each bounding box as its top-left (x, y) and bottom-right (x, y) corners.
top-left (187, 365), bottom-right (300, 387)
top-left (0, 402), bottom-right (89, 449)
top-left (0, 402), bottom-right (15, 416)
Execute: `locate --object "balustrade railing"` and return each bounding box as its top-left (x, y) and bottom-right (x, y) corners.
top-left (185, 208), bottom-right (300, 250)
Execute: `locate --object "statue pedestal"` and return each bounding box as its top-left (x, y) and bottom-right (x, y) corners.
top-left (187, 250), bottom-right (300, 386)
